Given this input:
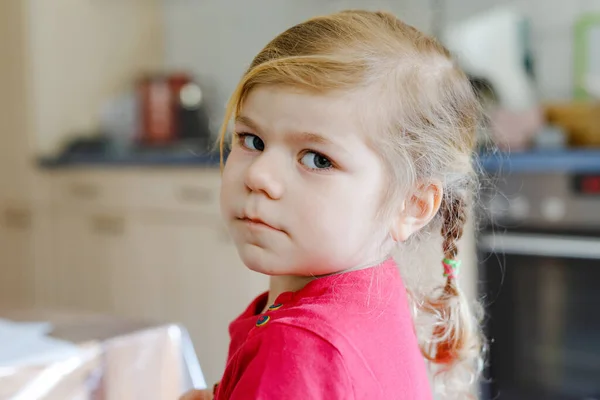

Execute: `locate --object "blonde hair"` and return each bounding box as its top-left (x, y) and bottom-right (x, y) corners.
top-left (219, 10), bottom-right (484, 399)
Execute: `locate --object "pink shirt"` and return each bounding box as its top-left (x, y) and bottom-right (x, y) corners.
top-left (215, 258), bottom-right (432, 399)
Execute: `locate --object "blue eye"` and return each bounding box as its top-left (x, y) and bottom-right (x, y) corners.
top-left (240, 134), bottom-right (264, 151)
top-left (300, 151), bottom-right (333, 170)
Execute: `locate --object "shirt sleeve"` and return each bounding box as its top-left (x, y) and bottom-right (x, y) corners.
top-left (229, 322), bottom-right (354, 400)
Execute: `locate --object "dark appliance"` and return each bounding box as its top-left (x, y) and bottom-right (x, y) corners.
top-left (478, 170), bottom-right (600, 400)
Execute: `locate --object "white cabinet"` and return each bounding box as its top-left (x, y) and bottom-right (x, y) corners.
top-left (0, 203), bottom-right (34, 308)
top-left (30, 205), bottom-right (58, 308)
top-left (0, 0), bottom-right (165, 311)
top-left (27, 169), bottom-right (268, 385)
top-left (109, 213), bottom-right (172, 322)
top-left (51, 208), bottom-right (127, 314)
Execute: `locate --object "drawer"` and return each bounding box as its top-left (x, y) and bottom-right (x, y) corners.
top-left (130, 169), bottom-right (221, 214)
top-left (48, 170), bottom-right (132, 209)
top-left (30, 170), bottom-right (53, 205)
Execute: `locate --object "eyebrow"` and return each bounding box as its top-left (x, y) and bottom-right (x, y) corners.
top-left (235, 115), bottom-right (335, 146)
top-left (235, 115), bottom-right (259, 131)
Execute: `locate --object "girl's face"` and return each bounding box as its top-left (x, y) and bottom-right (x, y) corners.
top-left (220, 85), bottom-right (392, 277)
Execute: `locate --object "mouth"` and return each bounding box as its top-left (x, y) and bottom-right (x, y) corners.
top-left (237, 216), bottom-right (282, 232)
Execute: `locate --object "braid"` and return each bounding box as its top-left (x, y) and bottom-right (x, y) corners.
top-left (422, 195), bottom-right (470, 366)
top-left (441, 196), bottom-right (467, 261)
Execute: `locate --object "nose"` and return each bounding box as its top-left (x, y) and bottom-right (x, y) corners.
top-left (244, 151), bottom-right (285, 199)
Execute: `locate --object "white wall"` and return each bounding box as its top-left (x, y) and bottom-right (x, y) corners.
top-left (27, 0), bottom-right (164, 156)
top-left (162, 0), bottom-right (432, 135)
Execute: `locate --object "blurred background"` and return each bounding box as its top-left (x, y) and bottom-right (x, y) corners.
top-left (0, 1), bottom-right (599, 399)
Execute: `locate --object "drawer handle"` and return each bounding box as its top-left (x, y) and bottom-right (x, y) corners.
top-left (177, 186), bottom-right (212, 204)
top-left (91, 215), bottom-right (125, 236)
top-left (68, 183), bottom-right (99, 199)
top-left (2, 207), bottom-right (31, 229)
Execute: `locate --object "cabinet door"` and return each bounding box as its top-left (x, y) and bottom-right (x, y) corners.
top-left (30, 205), bottom-right (58, 308)
top-left (123, 213), bottom-right (267, 385)
top-left (0, 1), bottom-right (33, 202)
top-left (52, 208), bottom-right (126, 314)
top-left (0, 203), bottom-right (34, 307)
top-left (109, 213), bottom-right (172, 321)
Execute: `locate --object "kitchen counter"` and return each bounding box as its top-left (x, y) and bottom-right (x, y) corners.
top-left (37, 150), bottom-right (223, 169)
top-left (38, 149), bottom-right (600, 173)
top-left (479, 149), bottom-right (600, 174)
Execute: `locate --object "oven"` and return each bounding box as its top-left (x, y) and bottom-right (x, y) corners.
top-left (478, 171), bottom-right (600, 400)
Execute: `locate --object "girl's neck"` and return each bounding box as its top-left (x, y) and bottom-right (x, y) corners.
top-left (262, 255), bottom-right (393, 313)
top-left (264, 275), bottom-right (314, 313)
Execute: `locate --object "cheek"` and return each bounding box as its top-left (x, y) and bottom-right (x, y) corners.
top-left (222, 151), bottom-right (249, 184)
top-left (219, 153), bottom-right (246, 207)
top-left (299, 183), bottom-right (380, 238)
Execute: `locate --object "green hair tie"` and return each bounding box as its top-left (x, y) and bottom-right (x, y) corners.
top-left (442, 258), bottom-right (461, 279)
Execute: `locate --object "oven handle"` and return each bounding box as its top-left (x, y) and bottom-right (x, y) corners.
top-left (478, 233), bottom-right (600, 259)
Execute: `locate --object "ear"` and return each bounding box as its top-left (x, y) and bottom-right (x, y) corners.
top-left (390, 180), bottom-right (443, 242)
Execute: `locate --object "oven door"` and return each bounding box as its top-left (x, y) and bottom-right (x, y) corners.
top-left (478, 231), bottom-right (600, 400)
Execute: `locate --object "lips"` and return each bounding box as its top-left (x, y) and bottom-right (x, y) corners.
top-left (238, 215), bottom-right (282, 232)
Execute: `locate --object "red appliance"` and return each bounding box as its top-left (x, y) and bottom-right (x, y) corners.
top-left (137, 73), bottom-right (191, 146)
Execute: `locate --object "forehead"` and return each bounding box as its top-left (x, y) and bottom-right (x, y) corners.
top-left (239, 85), bottom-right (368, 140)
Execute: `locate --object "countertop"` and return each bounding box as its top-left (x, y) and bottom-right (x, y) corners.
top-left (37, 149), bottom-right (600, 173)
top-left (479, 149), bottom-right (600, 174)
top-left (38, 150), bottom-right (223, 169)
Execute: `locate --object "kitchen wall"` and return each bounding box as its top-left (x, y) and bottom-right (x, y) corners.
top-left (163, 0), bottom-right (600, 132)
top-left (27, 0), bottom-right (164, 156)
top-left (162, 0), bottom-right (432, 135)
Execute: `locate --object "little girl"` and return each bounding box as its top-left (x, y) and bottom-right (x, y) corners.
top-left (182, 9), bottom-right (483, 400)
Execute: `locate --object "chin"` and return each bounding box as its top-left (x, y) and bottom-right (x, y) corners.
top-left (236, 244), bottom-right (296, 276)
